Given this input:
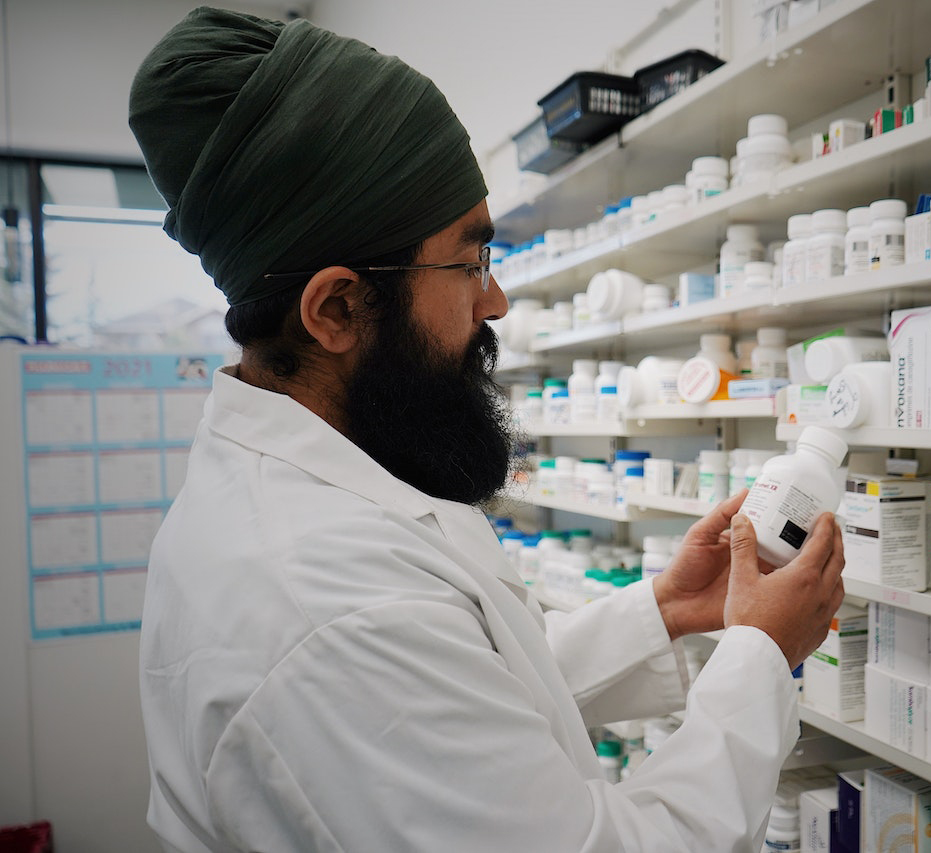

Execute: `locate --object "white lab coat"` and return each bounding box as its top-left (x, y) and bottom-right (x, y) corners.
top-left (140, 367), bottom-right (799, 853)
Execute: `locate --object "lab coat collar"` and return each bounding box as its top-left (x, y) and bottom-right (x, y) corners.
top-left (208, 366), bottom-right (436, 521)
top-left (206, 368), bottom-right (527, 595)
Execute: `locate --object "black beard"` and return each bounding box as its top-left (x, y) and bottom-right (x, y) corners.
top-left (344, 309), bottom-right (514, 506)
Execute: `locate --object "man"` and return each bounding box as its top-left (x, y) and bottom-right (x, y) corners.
top-left (130, 8), bottom-right (845, 852)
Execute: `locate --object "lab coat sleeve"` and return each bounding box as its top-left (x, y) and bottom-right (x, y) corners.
top-left (544, 577), bottom-right (690, 726)
top-left (204, 599), bottom-right (797, 853)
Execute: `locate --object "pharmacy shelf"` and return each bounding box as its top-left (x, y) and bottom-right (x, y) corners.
top-left (840, 578), bottom-right (931, 617)
top-left (496, 352), bottom-right (548, 376)
top-left (524, 418), bottom-right (719, 438)
top-left (529, 321), bottom-right (624, 354)
top-left (776, 422), bottom-right (931, 449)
top-left (798, 706), bottom-right (931, 782)
top-left (499, 123), bottom-right (931, 303)
top-left (503, 487), bottom-right (696, 522)
top-left (502, 263), bottom-right (931, 356)
top-left (630, 399), bottom-right (778, 420)
top-left (491, 0), bottom-right (931, 240)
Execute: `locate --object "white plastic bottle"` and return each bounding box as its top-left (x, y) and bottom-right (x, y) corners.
top-left (687, 155), bottom-right (729, 204)
top-left (641, 535), bottom-right (673, 578)
top-left (698, 450), bottom-right (730, 504)
top-left (868, 198), bottom-right (907, 269)
top-left (596, 360), bottom-right (624, 422)
top-left (803, 335), bottom-right (888, 383)
top-left (596, 740), bottom-right (623, 784)
top-left (806, 208), bottom-right (846, 281)
top-left (844, 206), bottom-right (871, 275)
top-left (751, 327), bottom-right (788, 379)
top-left (568, 359), bottom-right (598, 423)
top-left (718, 224), bottom-right (764, 297)
top-left (738, 426), bottom-right (848, 567)
top-left (825, 361), bottom-right (893, 428)
top-left (677, 334), bottom-right (738, 403)
top-left (781, 214), bottom-right (812, 288)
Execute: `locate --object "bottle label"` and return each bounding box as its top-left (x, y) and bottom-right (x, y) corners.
top-left (741, 474), bottom-right (822, 552)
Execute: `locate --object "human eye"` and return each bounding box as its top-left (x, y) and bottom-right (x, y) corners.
top-left (465, 264), bottom-right (482, 280)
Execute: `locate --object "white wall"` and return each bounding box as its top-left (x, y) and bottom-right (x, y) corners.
top-left (1, 0), bottom-right (764, 165)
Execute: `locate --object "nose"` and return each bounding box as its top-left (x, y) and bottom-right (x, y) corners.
top-left (477, 273), bottom-right (509, 322)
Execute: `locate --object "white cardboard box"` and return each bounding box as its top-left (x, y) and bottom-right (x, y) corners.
top-left (906, 212), bottom-right (931, 264)
top-left (864, 664), bottom-right (927, 759)
top-left (842, 475), bottom-right (927, 590)
top-left (890, 305), bottom-right (931, 430)
top-left (804, 604), bottom-right (868, 721)
top-left (785, 383), bottom-right (829, 425)
top-left (800, 786), bottom-right (837, 853)
top-left (864, 765), bottom-right (931, 853)
top-left (868, 601), bottom-right (931, 685)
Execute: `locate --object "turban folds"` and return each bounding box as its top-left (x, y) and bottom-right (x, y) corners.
top-left (129, 7), bottom-right (487, 307)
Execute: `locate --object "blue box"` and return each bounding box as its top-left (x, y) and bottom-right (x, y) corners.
top-left (726, 378), bottom-right (789, 398)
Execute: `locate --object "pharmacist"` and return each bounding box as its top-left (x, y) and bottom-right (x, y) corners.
top-left (130, 8), bottom-right (845, 852)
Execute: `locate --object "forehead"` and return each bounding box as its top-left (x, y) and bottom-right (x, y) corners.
top-left (421, 201), bottom-right (494, 259)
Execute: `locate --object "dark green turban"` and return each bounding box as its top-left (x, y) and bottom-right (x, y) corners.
top-left (129, 6), bottom-right (487, 307)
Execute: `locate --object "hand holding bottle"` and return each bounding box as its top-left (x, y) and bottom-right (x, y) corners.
top-left (725, 512), bottom-right (845, 671)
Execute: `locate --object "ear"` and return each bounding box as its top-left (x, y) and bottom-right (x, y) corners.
top-left (298, 267), bottom-right (365, 354)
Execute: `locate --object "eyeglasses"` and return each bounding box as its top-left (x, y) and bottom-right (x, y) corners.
top-left (263, 245), bottom-right (492, 292)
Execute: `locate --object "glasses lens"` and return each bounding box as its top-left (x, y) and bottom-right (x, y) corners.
top-left (480, 246), bottom-right (491, 292)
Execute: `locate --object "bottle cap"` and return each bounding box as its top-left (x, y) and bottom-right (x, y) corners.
top-left (786, 213), bottom-right (812, 239)
top-left (572, 359), bottom-right (598, 375)
top-left (677, 356), bottom-right (722, 403)
top-left (803, 338), bottom-right (845, 382)
top-left (615, 450), bottom-right (651, 461)
top-left (642, 535), bottom-right (671, 554)
top-left (725, 224), bottom-right (760, 243)
top-left (797, 426), bottom-right (848, 466)
top-left (747, 113), bottom-right (788, 137)
top-left (810, 208), bottom-right (847, 232)
top-left (700, 333), bottom-right (732, 351)
top-left (869, 198), bottom-right (907, 221)
top-left (691, 155), bottom-right (729, 176)
top-left (596, 740), bottom-right (622, 757)
top-left (757, 326), bottom-right (786, 346)
top-left (543, 377), bottom-right (567, 387)
top-left (846, 206), bottom-right (871, 228)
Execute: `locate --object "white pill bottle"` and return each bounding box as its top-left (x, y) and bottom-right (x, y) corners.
top-left (737, 426), bottom-right (847, 567)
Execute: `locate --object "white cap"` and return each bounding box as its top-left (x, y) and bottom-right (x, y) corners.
top-left (643, 535), bottom-right (672, 554)
top-left (810, 208), bottom-right (847, 233)
top-left (869, 198), bottom-right (907, 221)
top-left (691, 155), bottom-right (729, 176)
top-left (846, 206), bottom-right (870, 228)
top-left (797, 425), bottom-right (848, 467)
top-left (642, 283), bottom-right (671, 298)
top-left (700, 333), bottom-right (732, 351)
top-left (735, 137), bottom-right (749, 156)
top-left (598, 360), bottom-right (625, 375)
top-left (572, 359), bottom-right (598, 376)
top-left (804, 338), bottom-right (845, 382)
top-left (725, 224), bottom-right (760, 243)
top-left (757, 327), bottom-right (786, 346)
top-left (786, 213), bottom-right (812, 239)
top-left (748, 113), bottom-right (788, 137)
top-left (676, 356), bottom-right (721, 403)
top-left (662, 184), bottom-right (689, 205)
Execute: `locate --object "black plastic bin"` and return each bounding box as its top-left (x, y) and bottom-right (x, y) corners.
top-left (513, 115), bottom-right (587, 174)
top-left (0, 822), bottom-right (53, 853)
top-left (537, 71), bottom-right (640, 144)
top-left (633, 49), bottom-right (725, 113)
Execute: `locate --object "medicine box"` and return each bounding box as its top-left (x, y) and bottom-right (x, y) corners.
top-left (864, 765), bottom-right (931, 853)
top-left (678, 272), bottom-right (715, 306)
top-left (829, 118), bottom-right (865, 153)
top-left (889, 305), bottom-right (931, 430)
top-left (837, 770), bottom-right (865, 853)
top-left (864, 665), bottom-right (927, 758)
top-left (906, 212), bottom-right (931, 264)
top-left (643, 458), bottom-right (674, 497)
top-left (800, 787), bottom-right (837, 853)
top-left (804, 603), bottom-right (868, 722)
top-left (785, 384), bottom-right (828, 425)
top-left (842, 475), bottom-right (927, 590)
top-left (868, 601), bottom-right (931, 684)
top-left (727, 378), bottom-right (789, 399)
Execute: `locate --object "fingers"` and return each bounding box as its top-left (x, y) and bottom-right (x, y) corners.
top-left (728, 514), bottom-right (760, 582)
top-left (788, 512), bottom-right (837, 577)
top-left (693, 489), bottom-right (749, 541)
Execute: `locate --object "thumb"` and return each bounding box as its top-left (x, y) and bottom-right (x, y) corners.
top-left (729, 514), bottom-right (760, 583)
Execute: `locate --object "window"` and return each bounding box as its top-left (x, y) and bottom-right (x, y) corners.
top-left (0, 157), bottom-right (233, 352)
